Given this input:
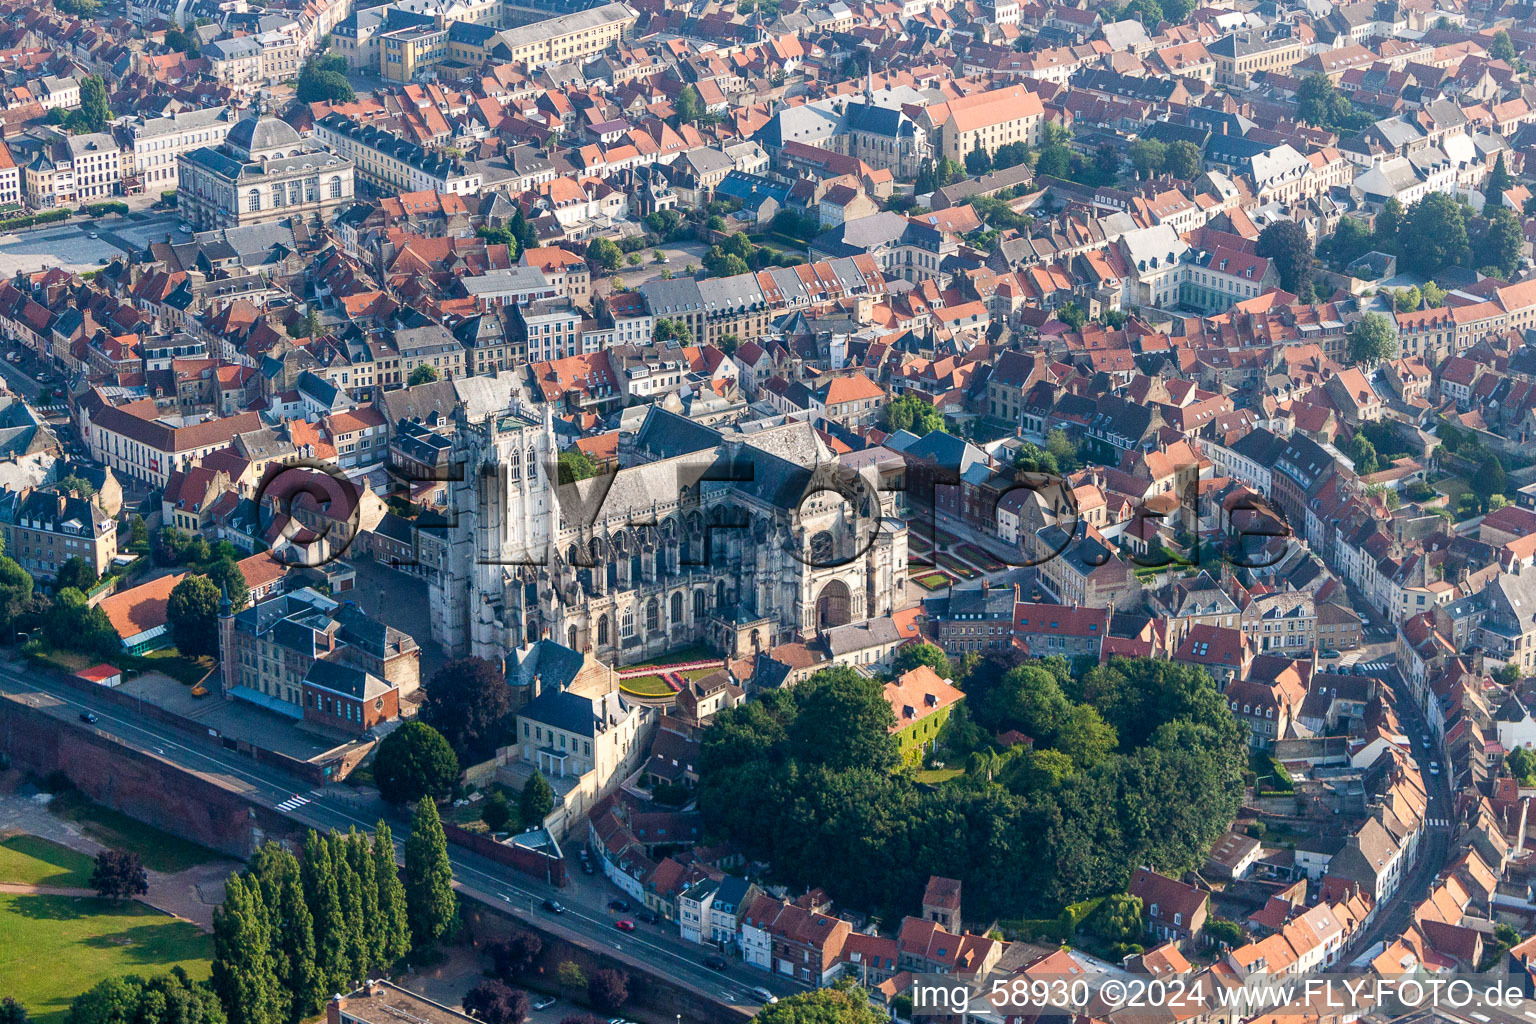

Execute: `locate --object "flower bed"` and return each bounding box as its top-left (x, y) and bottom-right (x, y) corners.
top-left (912, 572), bottom-right (953, 591)
top-left (957, 543), bottom-right (1006, 572)
top-left (937, 554), bottom-right (979, 579)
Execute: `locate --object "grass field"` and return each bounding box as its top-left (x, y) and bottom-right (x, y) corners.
top-left (911, 572), bottom-right (953, 591)
top-left (0, 835), bottom-right (95, 888)
top-left (0, 893), bottom-right (212, 1024)
top-left (913, 768), bottom-right (964, 785)
top-left (48, 792), bottom-right (222, 874)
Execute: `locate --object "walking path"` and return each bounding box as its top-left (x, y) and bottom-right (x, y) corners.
top-left (0, 788), bottom-right (230, 929)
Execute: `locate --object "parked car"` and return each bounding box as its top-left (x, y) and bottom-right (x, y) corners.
top-left (705, 956), bottom-right (727, 970)
top-left (530, 996), bottom-right (555, 1011)
top-left (581, 858), bottom-right (595, 874)
top-left (1320, 648), bottom-right (1341, 658)
top-left (614, 919), bottom-right (635, 932)
top-left (637, 908), bottom-right (659, 924)
top-left (1429, 762), bottom-right (1440, 775)
top-left (608, 898), bottom-right (630, 911)
top-left (542, 899), bottom-right (565, 914)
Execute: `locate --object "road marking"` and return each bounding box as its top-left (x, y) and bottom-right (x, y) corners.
top-left (276, 795), bottom-right (311, 812)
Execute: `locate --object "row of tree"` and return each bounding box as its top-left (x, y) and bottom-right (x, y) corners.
top-left (698, 655), bottom-right (1247, 919)
top-left (210, 808), bottom-right (455, 1024)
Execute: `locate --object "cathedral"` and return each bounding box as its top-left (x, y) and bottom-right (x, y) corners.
top-left (429, 405), bottom-right (909, 665)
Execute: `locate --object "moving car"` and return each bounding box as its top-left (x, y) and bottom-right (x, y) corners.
top-left (614, 919), bottom-right (635, 932)
top-left (705, 956), bottom-right (727, 970)
top-left (542, 899), bottom-right (565, 914)
top-left (1429, 762), bottom-right (1440, 775)
top-left (79, 712), bottom-right (97, 723)
top-left (752, 988), bottom-right (778, 1005)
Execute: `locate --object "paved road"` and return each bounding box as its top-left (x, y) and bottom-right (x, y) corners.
top-left (1348, 661), bottom-right (1453, 957)
top-left (0, 656), bottom-right (781, 1013)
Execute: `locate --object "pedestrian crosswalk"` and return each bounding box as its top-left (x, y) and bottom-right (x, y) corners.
top-left (276, 794), bottom-right (312, 813)
top-left (1355, 660), bottom-right (1392, 673)
top-left (1426, 817), bottom-right (1452, 829)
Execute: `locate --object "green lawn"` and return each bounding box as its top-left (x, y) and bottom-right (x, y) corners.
top-left (1435, 476), bottom-right (1471, 507)
top-left (48, 792), bottom-right (223, 874)
top-left (621, 667), bottom-right (719, 696)
top-left (0, 893), bottom-right (212, 1024)
top-left (912, 572), bottom-right (953, 591)
top-left (913, 768), bottom-right (963, 785)
top-left (0, 835), bottom-right (95, 888)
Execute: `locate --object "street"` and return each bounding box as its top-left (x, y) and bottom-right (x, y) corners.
top-left (0, 654), bottom-right (785, 1015)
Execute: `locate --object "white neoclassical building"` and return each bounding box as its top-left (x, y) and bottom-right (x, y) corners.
top-left (177, 114), bottom-right (355, 230)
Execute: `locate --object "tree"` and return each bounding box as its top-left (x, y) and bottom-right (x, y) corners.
top-left (76, 75), bottom-right (110, 133)
top-left (56, 475), bottom-right (97, 499)
top-left (481, 789), bottom-right (512, 832)
top-left (90, 849), bottom-right (148, 899)
top-left (653, 318), bottom-right (693, 345)
top-left (0, 556), bottom-right (30, 636)
top-left (1394, 286), bottom-right (1422, 313)
top-left (299, 832), bottom-right (349, 997)
top-left (165, 25), bottom-right (200, 56)
top-left (1497, 662), bottom-right (1522, 686)
top-left (167, 574), bottom-right (221, 658)
top-left (1486, 152), bottom-right (1514, 209)
top-left (374, 721), bottom-right (460, 804)
top-left (1091, 893), bottom-right (1144, 943)
top-left (1036, 141), bottom-right (1072, 179)
top-left (211, 875), bottom-right (283, 1024)
top-left (461, 982), bottom-right (527, 1024)
top-left (0, 1000), bottom-right (25, 1024)
top-left (1484, 205), bottom-right (1524, 279)
top-left (488, 934), bottom-right (542, 982)
top-left (893, 642), bottom-right (951, 679)
top-left (556, 449), bottom-right (599, 485)
top-left (53, 0), bottom-right (101, 15)
top-left (1255, 220), bottom-right (1314, 298)
top-left (1346, 434), bottom-right (1379, 475)
top-left (1472, 456), bottom-right (1508, 511)
top-left (586, 237), bottom-right (622, 272)
top-left (408, 364), bottom-right (439, 386)
top-left (1129, 139), bottom-right (1165, 179)
top-left (206, 558), bottom-right (249, 612)
top-left (1490, 29), bottom-right (1516, 63)
top-left (405, 799), bottom-right (457, 948)
top-left (70, 972), bottom-right (224, 1024)
top-left (296, 53), bottom-right (354, 105)
top-left (753, 989), bottom-right (885, 1024)
top-left (1401, 192), bottom-right (1470, 275)
top-left (965, 146), bottom-right (993, 176)
top-left (372, 822), bottom-right (412, 969)
top-left (421, 657), bottom-right (513, 763)
top-left (1055, 302), bottom-right (1087, 330)
top-left (555, 962), bottom-right (586, 990)
top-left (1421, 280), bottom-right (1447, 308)
top-left (880, 393), bottom-right (944, 436)
top-left (130, 515), bottom-right (148, 548)
top-left (1164, 140), bottom-right (1201, 181)
top-left (1374, 197), bottom-right (1405, 255)
top-left (1206, 917), bottom-right (1244, 947)
top-left (675, 84), bottom-right (704, 124)
top-left (1296, 73), bottom-right (1350, 128)
top-left (55, 556), bottom-right (96, 592)
top-left (992, 142), bottom-right (1032, 170)
top-left (586, 970), bottom-right (628, 1014)
top-left (1347, 312), bottom-right (1398, 365)
top-left (519, 771), bottom-right (554, 826)
top-left (43, 588), bottom-right (121, 658)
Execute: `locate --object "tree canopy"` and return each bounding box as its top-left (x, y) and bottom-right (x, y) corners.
top-left (881, 393), bottom-right (944, 436)
top-left (699, 656), bottom-right (1245, 919)
top-left (167, 574), bottom-right (221, 658)
top-left (373, 721), bottom-right (460, 804)
top-left (1255, 220), bottom-right (1314, 299)
top-left (1347, 312), bottom-right (1398, 365)
top-left (752, 987), bottom-right (886, 1024)
top-left (420, 657), bottom-right (514, 763)
top-left (296, 53), bottom-right (354, 105)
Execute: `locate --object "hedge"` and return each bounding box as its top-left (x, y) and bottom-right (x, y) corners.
top-left (83, 201), bottom-right (128, 217)
top-left (0, 209), bottom-right (70, 232)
